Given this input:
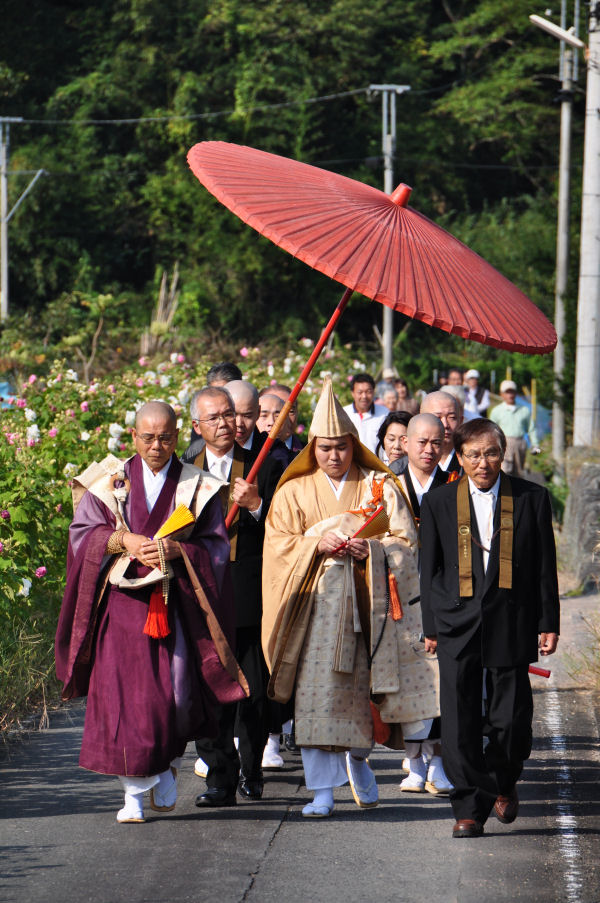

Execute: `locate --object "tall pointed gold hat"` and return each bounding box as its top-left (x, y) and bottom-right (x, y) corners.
top-left (308, 375), bottom-right (358, 441)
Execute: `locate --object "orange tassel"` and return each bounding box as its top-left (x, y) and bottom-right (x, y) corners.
top-left (388, 572), bottom-right (403, 620)
top-left (143, 587), bottom-right (171, 639)
top-left (370, 701), bottom-right (391, 745)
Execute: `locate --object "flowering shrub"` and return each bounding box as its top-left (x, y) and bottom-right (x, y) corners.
top-left (0, 337), bottom-right (374, 732)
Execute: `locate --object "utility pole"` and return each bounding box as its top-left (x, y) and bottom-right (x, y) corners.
top-left (530, 6), bottom-right (581, 462)
top-left (368, 84), bottom-right (411, 374)
top-left (1, 116), bottom-right (45, 322)
top-left (573, 2), bottom-right (600, 445)
top-left (553, 38), bottom-right (575, 462)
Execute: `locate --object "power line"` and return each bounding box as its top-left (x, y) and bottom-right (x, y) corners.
top-left (18, 87), bottom-right (369, 126)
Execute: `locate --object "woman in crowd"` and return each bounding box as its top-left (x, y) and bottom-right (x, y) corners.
top-left (375, 411), bottom-right (413, 467)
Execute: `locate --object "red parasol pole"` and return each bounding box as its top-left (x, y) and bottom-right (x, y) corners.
top-left (225, 286), bottom-right (353, 528)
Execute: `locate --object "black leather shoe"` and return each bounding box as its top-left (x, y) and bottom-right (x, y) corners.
top-left (195, 787), bottom-right (236, 807)
top-left (283, 731), bottom-right (299, 753)
top-left (238, 777), bottom-right (264, 800)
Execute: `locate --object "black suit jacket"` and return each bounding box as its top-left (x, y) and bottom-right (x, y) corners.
top-left (194, 443), bottom-right (284, 629)
top-left (419, 476), bottom-right (559, 667)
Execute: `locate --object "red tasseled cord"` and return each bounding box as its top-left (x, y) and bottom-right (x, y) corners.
top-left (370, 701), bottom-right (391, 744)
top-left (388, 572), bottom-right (403, 621)
top-left (143, 587), bottom-right (171, 639)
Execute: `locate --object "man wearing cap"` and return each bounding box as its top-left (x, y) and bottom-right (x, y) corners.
top-left (262, 378), bottom-right (439, 817)
top-left (463, 370), bottom-right (490, 419)
top-left (419, 417), bottom-right (559, 838)
top-left (490, 380), bottom-right (540, 477)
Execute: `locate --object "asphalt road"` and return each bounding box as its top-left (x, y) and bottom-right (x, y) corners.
top-left (1, 594), bottom-right (599, 903)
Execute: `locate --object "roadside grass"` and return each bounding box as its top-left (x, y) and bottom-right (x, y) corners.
top-left (0, 616), bottom-right (62, 747)
top-left (565, 615), bottom-right (600, 691)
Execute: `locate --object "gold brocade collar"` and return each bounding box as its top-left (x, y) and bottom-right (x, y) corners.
top-left (457, 472), bottom-right (513, 596)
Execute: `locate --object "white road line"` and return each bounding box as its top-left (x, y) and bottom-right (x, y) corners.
top-left (543, 688), bottom-right (584, 903)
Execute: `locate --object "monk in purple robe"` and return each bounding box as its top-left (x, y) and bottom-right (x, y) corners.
top-left (56, 401), bottom-right (247, 823)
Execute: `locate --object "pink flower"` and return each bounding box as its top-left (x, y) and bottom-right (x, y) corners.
top-left (56, 503), bottom-right (62, 513)
top-left (1, 510), bottom-right (10, 520)
top-left (138, 356), bottom-right (148, 366)
top-left (16, 398), bottom-right (26, 408)
top-left (0, 541), bottom-right (3, 553)
top-left (35, 566), bottom-right (47, 578)
top-left (177, 354), bottom-right (185, 363)
top-left (27, 438), bottom-right (36, 447)
top-left (95, 426), bottom-right (102, 433)
top-left (108, 385), bottom-right (116, 394)
top-left (28, 374), bottom-right (37, 384)
top-left (66, 409), bottom-right (75, 418)
top-left (80, 401), bottom-right (89, 412)
top-left (88, 383), bottom-right (98, 393)
top-left (136, 378), bottom-right (144, 388)
top-left (270, 378), bottom-right (277, 385)
top-left (55, 373), bottom-right (62, 382)
top-left (48, 428), bottom-right (57, 438)
top-left (239, 347), bottom-right (249, 358)
top-left (119, 442), bottom-right (127, 451)
top-left (297, 424), bottom-right (305, 434)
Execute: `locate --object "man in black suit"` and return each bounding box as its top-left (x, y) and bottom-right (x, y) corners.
top-left (420, 418), bottom-right (559, 838)
top-left (188, 386), bottom-right (284, 807)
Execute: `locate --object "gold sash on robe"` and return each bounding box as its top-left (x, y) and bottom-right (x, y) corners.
top-left (457, 472), bottom-right (513, 596)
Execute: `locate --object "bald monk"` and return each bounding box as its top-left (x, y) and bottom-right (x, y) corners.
top-left (420, 391), bottom-right (463, 475)
top-left (56, 401), bottom-right (246, 823)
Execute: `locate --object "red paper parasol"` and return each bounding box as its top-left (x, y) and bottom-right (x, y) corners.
top-left (186, 141), bottom-right (556, 526)
top-left (187, 141), bottom-right (556, 354)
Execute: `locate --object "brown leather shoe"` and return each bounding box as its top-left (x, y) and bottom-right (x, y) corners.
top-left (494, 787), bottom-right (519, 824)
top-left (452, 819), bottom-right (484, 838)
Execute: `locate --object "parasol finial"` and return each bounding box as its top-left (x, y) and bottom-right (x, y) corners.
top-left (391, 183), bottom-right (412, 207)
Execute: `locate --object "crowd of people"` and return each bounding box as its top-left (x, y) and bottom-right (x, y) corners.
top-left (56, 360), bottom-right (559, 839)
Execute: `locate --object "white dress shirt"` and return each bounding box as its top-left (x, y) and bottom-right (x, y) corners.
top-left (204, 446), bottom-right (262, 520)
top-left (141, 456), bottom-right (172, 513)
top-left (468, 475), bottom-right (500, 573)
top-left (342, 402), bottom-right (388, 453)
top-left (407, 465), bottom-right (436, 506)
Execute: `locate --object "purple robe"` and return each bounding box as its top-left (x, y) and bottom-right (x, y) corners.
top-left (55, 454), bottom-right (245, 777)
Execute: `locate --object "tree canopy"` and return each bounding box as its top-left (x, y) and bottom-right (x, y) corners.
top-left (0, 0), bottom-right (585, 408)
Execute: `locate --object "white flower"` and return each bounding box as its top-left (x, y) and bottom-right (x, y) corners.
top-left (159, 374), bottom-right (171, 388)
top-left (18, 578), bottom-right (32, 597)
top-left (283, 357), bottom-right (292, 374)
top-left (124, 410), bottom-right (136, 427)
top-left (300, 337), bottom-right (314, 348)
top-left (24, 408), bottom-right (37, 422)
top-left (267, 363), bottom-right (275, 377)
top-left (145, 370), bottom-right (156, 382)
top-left (170, 352), bottom-right (179, 364)
top-left (80, 431), bottom-right (91, 441)
top-left (63, 463), bottom-right (78, 478)
top-left (109, 423), bottom-right (124, 439)
top-left (176, 418), bottom-right (183, 429)
top-left (107, 437), bottom-right (120, 452)
top-left (65, 369), bottom-right (78, 381)
top-left (177, 387), bottom-right (190, 405)
top-left (26, 424), bottom-right (40, 442)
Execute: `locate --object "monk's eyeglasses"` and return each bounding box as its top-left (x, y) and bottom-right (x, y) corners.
top-left (462, 449), bottom-right (502, 463)
top-left (193, 410), bottom-right (236, 426)
top-left (138, 433), bottom-right (176, 445)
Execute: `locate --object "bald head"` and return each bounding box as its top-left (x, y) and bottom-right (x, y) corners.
top-left (135, 401), bottom-right (177, 431)
top-left (226, 380), bottom-right (260, 446)
top-left (133, 401), bottom-right (178, 473)
top-left (420, 391), bottom-right (462, 455)
top-left (402, 413), bottom-right (444, 481)
top-left (407, 413), bottom-right (444, 439)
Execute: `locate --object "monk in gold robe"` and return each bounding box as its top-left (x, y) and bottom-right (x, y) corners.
top-left (262, 378), bottom-right (440, 817)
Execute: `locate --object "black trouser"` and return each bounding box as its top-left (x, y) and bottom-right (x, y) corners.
top-left (438, 633), bottom-right (533, 823)
top-left (195, 626), bottom-right (269, 792)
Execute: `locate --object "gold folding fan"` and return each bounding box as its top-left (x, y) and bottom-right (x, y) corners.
top-left (154, 504), bottom-right (195, 539)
